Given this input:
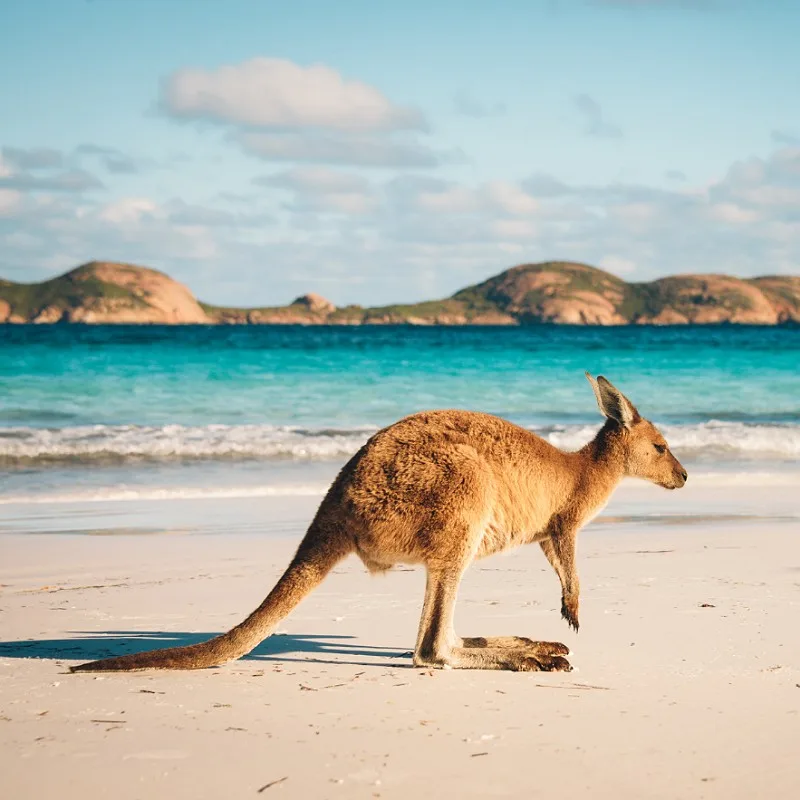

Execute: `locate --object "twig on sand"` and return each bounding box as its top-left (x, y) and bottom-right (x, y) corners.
top-left (532, 682), bottom-right (611, 691)
top-left (257, 776), bottom-right (288, 792)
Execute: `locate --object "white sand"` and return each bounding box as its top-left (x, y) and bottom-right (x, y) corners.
top-left (1, 489), bottom-right (799, 798)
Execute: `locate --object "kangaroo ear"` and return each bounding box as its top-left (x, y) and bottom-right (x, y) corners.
top-left (585, 372), bottom-right (640, 428)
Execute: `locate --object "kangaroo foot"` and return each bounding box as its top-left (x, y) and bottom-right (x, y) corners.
top-left (461, 636), bottom-right (570, 656)
top-left (414, 646), bottom-right (572, 672)
top-left (508, 652), bottom-right (573, 672)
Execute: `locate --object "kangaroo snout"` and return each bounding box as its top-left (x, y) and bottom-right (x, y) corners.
top-left (669, 462), bottom-right (688, 490)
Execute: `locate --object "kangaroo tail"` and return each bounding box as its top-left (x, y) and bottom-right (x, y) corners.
top-left (70, 530), bottom-right (351, 673)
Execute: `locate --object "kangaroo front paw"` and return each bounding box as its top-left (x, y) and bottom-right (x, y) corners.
top-left (561, 595), bottom-right (580, 632)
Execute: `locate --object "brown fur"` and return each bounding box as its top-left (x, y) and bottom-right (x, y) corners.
top-left (71, 374), bottom-right (686, 674)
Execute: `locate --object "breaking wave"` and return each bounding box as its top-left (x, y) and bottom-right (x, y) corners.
top-left (0, 423), bottom-right (374, 464)
top-left (1, 419), bottom-right (798, 465)
top-left (0, 484), bottom-right (328, 505)
top-left (543, 420), bottom-right (800, 460)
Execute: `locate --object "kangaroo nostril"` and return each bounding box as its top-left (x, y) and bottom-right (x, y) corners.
top-left (681, 471), bottom-right (688, 481)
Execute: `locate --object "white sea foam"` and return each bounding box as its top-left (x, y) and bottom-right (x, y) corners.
top-left (3, 470), bottom-right (797, 508)
top-left (0, 423), bottom-right (374, 463)
top-left (0, 419), bottom-right (798, 464)
top-left (543, 420), bottom-right (800, 459)
top-left (0, 484), bottom-right (328, 506)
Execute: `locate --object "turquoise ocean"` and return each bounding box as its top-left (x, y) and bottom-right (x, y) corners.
top-left (1, 325), bottom-right (798, 532)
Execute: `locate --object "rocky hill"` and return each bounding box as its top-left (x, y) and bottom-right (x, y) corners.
top-left (1, 260), bottom-right (798, 325)
top-left (450, 262), bottom-right (800, 325)
top-left (0, 261), bottom-right (208, 324)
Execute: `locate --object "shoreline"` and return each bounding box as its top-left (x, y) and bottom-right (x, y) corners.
top-left (3, 466), bottom-right (799, 537)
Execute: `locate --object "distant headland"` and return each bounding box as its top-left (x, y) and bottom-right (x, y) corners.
top-left (1, 260), bottom-right (798, 326)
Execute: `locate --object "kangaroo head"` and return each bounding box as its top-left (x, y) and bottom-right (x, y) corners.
top-left (585, 372), bottom-right (687, 490)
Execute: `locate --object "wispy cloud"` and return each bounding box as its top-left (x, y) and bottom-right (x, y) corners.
top-left (592, 0), bottom-right (713, 9)
top-left (0, 166), bottom-right (103, 193)
top-left (75, 144), bottom-right (144, 175)
top-left (453, 91), bottom-right (506, 118)
top-left (2, 147), bottom-right (64, 170)
top-left (574, 94), bottom-right (623, 138)
top-left (254, 167), bottom-right (377, 215)
top-left (772, 129), bottom-right (800, 146)
top-left (238, 132), bottom-right (458, 169)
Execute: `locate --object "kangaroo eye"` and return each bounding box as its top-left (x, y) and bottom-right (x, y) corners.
top-left (654, 444), bottom-right (667, 454)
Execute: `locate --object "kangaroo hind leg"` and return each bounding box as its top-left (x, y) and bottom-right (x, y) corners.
top-left (461, 637), bottom-right (570, 657)
top-left (413, 568), bottom-right (571, 672)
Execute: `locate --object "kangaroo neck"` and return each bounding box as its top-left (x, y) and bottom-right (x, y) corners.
top-left (575, 420), bottom-right (627, 498)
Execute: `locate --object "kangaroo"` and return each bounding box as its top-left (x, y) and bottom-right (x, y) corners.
top-left (71, 373), bottom-right (686, 674)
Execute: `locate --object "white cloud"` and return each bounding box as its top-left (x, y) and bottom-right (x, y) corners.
top-left (165, 199), bottom-right (273, 228)
top-left (408, 180), bottom-right (539, 217)
top-left (707, 203), bottom-right (759, 224)
top-left (483, 182), bottom-right (539, 215)
top-left (724, 157), bottom-right (766, 187)
top-left (0, 189), bottom-right (22, 216)
top-left (490, 219), bottom-right (537, 239)
top-left (417, 186), bottom-right (479, 213)
top-left (239, 131), bottom-right (449, 169)
top-left (319, 192), bottom-right (378, 215)
top-left (611, 202), bottom-right (659, 222)
top-left (256, 167), bottom-right (378, 216)
top-left (162, 57), bottom-right (425, 132)
top-left (255, 166), bottom-right (370, 194)
top-left (772, 146), bottom-right (800, 176)
top-left (98, 198), bottom-right (159, 224)
top-left (160, 58), bottom-right (444, 171)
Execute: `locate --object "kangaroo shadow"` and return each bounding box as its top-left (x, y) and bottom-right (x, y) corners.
top-left (0, 631), bottom-right (412, 669)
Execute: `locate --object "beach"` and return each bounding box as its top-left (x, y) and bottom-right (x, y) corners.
top-left (2, 475), bottom-right (799, 799)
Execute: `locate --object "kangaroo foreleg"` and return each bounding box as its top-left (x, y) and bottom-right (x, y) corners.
top-left (540, 528), bottom-right (581, 632)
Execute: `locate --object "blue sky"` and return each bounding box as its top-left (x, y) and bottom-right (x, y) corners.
top-left (1, 0), bottom-right (798, 306)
